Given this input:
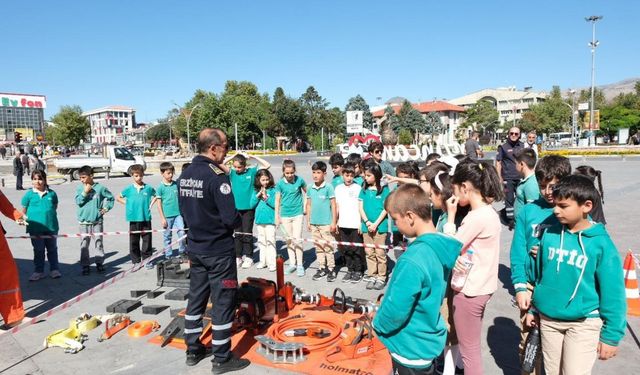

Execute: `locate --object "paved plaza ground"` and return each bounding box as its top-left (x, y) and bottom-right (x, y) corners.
top-left (0, 153), bottom-right (639, 375)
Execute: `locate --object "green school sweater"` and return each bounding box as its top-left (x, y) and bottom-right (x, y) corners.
top-left (22, 189), bottom-right (59, 234)
top-left (373, 233), bottom-right (462, 368)
top-left (250, 187), bottom-right (276, 225)
top-left (533, 223), bottom-right (626, 346)
top-left (510, 197), bottom-right (557, 293)
top-left (514, 173), bottom-right (541, 218)
top-left (230, 166), bottom-right (258, 210)
top-left (75, 183), bottom-right (115, 224)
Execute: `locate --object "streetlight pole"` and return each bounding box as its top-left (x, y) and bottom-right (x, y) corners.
top-left (561, 95), bottom-right (577, 146)
top-left (184, 102), bottom-right (202, 154)
top-left (586, 15), bottom-right (602, 146)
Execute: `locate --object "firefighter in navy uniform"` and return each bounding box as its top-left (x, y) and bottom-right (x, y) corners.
top-left (178, 128), bottom-right (250, 374)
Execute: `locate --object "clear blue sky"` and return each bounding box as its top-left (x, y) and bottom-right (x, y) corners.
top-left (3, 1), bottom-right (638, 122)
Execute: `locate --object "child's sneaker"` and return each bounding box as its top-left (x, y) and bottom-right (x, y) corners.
top-left (268, 266), bottom-right (277, 272)
top-left (327, 270), bottom-right (337, 282)
top-left (312, 268), bottom-right (328, 281)
top-left (362, 274), bottom-right (374, 282)
top-left (373, 279), bottom-right (386, 290)
top-left (366, 279), bottom-right (376, 289)
top-left (241, 257), bottom-right (254, 269)
top-left (144, 261), bottom-right (154, 270)
top-left (29, 272), bottom-right (45, 281)
top-left (296, 266), bottom-right (305, 277)
top-left (255, 262), bottom-right (267, 269)
top-left (285, 265), bottom-right (297, 274)
top-left (341, 271), bottom-right (353, 282)
top-left (350, 272), bottom-right (363, 283)
top-left (50, 270), bottom-right (62, 279)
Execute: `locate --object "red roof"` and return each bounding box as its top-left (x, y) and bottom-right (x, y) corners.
top-left (372, 100), bottom-right (465, 118)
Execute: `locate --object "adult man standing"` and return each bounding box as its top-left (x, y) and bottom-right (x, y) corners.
top-left (367, 141), bottom-right (395, 177)
top-left (523, 130), bottom-right (539, 159)
top-left (178, 128), bottom-right (249, 373)
top-left (464, 131), bottom-right (484, 160)
top-left (13, 151), bottom-right (23, 190)
top-left (347, 137), bottom-right (364, 156)
top-left (496, 127), bottom-right (523, 229)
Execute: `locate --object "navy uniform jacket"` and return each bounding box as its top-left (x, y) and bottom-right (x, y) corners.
top-left (496, 140), bottom-right (523, 180)
top-left (178, 155), bottom-right (240, 256)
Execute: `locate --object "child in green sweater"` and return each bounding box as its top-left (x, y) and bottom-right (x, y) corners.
top-left (510, 155), bottom-right (571, 374)
top-left (75, 166), bottom-right (114, 275)
top-left (529, 175), bottom-right (626, 374)
top-left (373, 184), bottom-right (462, 374)
top-left (513, 148), bottom-right (540, 219)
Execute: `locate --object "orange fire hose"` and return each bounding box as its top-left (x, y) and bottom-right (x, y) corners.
top-left (127, 320), bottom-right (160, 337)
top-left (270, 318), bottom-right (342, 351)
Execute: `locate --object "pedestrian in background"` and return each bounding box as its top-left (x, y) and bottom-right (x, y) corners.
top-left (464, 131), bottom-right (484, 160)
top-left (13, 151), bottom-right (24, 190)
top-left (20, 152), bottom-right (29, 176)
top-left (496, 127), bottom-right (523, 229)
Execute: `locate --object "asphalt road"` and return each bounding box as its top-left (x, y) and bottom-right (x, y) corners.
top-left (0, 152), bottom-right (639, 375)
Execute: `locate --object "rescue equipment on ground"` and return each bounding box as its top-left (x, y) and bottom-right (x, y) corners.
top-left (127, 320), bottom-right (160, 337)
top-left (97, 314), bottom-right (131, 342)
top-left (43, 313), bottom-right (102, 353)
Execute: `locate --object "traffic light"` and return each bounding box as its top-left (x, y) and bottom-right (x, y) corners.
top-left (14, 131), bottom-right (22, 143)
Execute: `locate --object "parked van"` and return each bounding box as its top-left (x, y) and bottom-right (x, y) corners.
top-left (548, 132), bottom-right (573, 147)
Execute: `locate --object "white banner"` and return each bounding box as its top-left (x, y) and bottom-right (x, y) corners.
top-left (346, 110), bottom-right (363, 134)
top-left (0, 93), bottom-right (47, 109)
top-left (578, 102), bottom-right (589, 111)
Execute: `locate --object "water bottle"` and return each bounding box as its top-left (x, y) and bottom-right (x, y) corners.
top-left (451, 250), bottom-right (474, 292)
top-left (522, 327), bottom-right (541, 373)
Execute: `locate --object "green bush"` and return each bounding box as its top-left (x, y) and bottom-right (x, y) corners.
top-left (398, 129), bottom-right (413, 145)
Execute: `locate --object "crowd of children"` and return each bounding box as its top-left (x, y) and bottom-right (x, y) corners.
top-left (13, 143), bottom-right (626, 375)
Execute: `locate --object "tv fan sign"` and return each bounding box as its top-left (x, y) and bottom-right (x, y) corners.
top-left (0, 93), bottom-right (47, 109)
top-left (346, 110), bottom-right (363, 133)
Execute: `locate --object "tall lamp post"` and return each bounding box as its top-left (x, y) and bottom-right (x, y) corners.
top-left (183, 102), bottom-right (202, 154)
top-left (586, 15), bottom-right (602, 146)
top-left (562, 90), bottom-right (577, 146)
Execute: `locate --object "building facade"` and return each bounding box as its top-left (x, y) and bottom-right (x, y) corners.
top-left (372, 100), bottom-right (466, 143)
top-left (449, 86), bottom-right (547, 127)
top-left (0, 92), bottom-right (47, 142)
top-left (83, 105), bottom-right (136, 144)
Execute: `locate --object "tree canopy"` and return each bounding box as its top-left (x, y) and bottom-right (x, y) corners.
top-left (48, 105), bottom-right (90, 147)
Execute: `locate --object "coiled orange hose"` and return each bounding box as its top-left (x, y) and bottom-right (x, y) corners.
top-left (269, 318), bottom-right (343, 351)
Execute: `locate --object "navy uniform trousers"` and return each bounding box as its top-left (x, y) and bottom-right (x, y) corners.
top-left (184, 252), bottom-right (237, 363)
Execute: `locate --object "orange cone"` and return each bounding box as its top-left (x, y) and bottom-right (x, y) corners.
top-left (623, 251), bottom-right (640, 316)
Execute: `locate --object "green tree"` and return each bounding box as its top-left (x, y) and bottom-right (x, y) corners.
top-left (145, 122), bottom-right (171, 142)
top-left (216, 81), bottom-right (271, 149)
top-left (344, 95), bottom-right (373, 130)
top-left (599, 105), bottom-right (640, 138)
top-left (578, 87), bottom-right (606, 111)
top-left (300, 86), bottom-right (329, 137)
top-left (273, 88), bottom-right (306, 140)
top-left (424, 111), bottom-right (444, 139)
top-left (48, 105), bottom-right (90, 147)
top-left (404, 109), bottom-right (427, 143)
top-left (462, 100), bottom-right (499, 133)
top-left (521, 86), bottom-right (571, 134)
top-left (398, 129), bottom-right (413, 144)
top-left (172, 90), bottom-right (220, 142)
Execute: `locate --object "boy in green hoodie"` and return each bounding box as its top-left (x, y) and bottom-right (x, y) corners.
top-left (528, 175), bottom-right (626, 374)
top-left (510, 155), bottom-right (571, 374)
top-left (513, 148), bottom-right (540, 219)
top-left (75, 166), bottom-right (114, 275)
top-left (373, 184), bottom-right (462, 374)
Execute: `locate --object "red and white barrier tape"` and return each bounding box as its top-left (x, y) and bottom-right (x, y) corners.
top-left (234, 231), bottom-right (406, 252)
top-left (1, 234), bottom-right (187, 336)
top-left (6, 228), bottom-right (188, 240)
